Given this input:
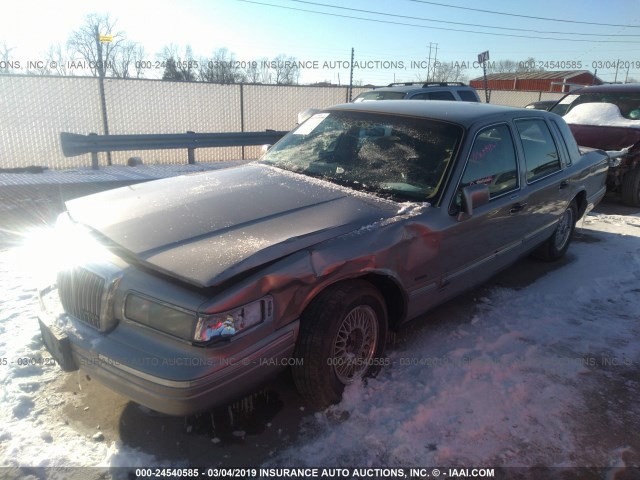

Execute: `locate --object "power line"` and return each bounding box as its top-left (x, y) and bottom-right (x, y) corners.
top-left (288, 0), bottom-right (640, 37)
top-left (237, 0), bottom-right (640, 43)
top-left (407, 0), bottom-right (640, 28)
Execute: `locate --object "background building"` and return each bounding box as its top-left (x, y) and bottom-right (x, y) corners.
top-left (470, 70), bottom-right (602, 93)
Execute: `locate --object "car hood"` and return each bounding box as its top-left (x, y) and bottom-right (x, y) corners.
top-left (65, 164), bottom-right (399, 288)
top-left (564, 102), bottom-right (640, 152)
top-left (568, 124), bottom-right (640, 152)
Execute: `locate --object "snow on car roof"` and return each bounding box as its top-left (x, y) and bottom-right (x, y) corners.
top-left (564, 102), bottom-right (640, 129)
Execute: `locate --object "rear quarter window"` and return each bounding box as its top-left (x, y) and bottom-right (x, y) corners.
top-left (457, 90), bottom-right (480, 102)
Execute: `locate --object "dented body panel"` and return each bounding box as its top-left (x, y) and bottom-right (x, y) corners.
top-left (39, 101), bottom-right (609, 415)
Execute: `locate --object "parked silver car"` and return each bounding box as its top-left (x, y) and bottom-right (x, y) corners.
top-left (39, 101), bottom-right (609, 415)
top-left (353, 82), bottom-right (481, 102)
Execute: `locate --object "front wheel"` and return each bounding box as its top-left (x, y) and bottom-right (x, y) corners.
top-left (621, 166), bottom-right (640, 207)
top-left (533, 200), bottom-right (578, 261)
top-left (292, 280), bottom-right (388, 410)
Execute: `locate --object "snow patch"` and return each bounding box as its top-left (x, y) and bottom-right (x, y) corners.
top-left (564, 102), bottom-right (640, 128)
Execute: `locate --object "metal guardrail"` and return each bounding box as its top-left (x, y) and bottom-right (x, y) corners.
top-left (60, 130), bottom-right (289, 169)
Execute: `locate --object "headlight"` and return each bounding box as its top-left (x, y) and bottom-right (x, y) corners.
top-left (194, 296), bottom-right (274, 343)
top-left (53, 212), bottom-right (111, 270)
top-left (125, 293), bottom-right (197, 340)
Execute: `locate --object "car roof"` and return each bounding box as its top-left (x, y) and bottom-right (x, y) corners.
top-left (570, 83), bottom-right (640, 94)
top-left (364, 83), bottom-right (475, 94)
top-left (327, 100), bottom-right (545, 126)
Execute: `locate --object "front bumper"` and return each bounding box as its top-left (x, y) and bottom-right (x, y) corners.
top-left (38, 286), bottom-right (298, 416)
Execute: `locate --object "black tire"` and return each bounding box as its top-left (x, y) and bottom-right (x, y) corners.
top-left (533, 200), bottom-right (578, 261)
top-left (292, 280), bottom-right (388, 410)
top-left (621, 166), bottom-right (640, 207)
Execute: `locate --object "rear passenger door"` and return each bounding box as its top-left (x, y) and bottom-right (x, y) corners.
top-left (513, 118), bottom-right (573, 245)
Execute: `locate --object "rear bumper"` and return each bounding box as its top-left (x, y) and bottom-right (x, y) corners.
top-left (38, 287), bottom-right (299, 416)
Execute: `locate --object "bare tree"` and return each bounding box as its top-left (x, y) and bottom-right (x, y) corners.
top-left (158, 44), bottom-right (196, 81)
top-left (67, 13), bottom-right (125, 77)
top-left (45, 44), bottom-right (72, 76)
top-left (244, 57), bottom-right (270, 83)
top-left (132, 44), bottom-right (146, 78)
top-left (487, 57), bottom-right (544, 74)
top-left (199, 48), bottom-right (245, 83)
top-left (0, 42), bottom-right (16, 73)
top-left (486, 59), bottom-right (519, 74)
top-left (271, 54), bottom-right (299, 85)
top-left (426, 61), bottom-right (468, 83)
top-left (112, 41), bottom-right (142, 78)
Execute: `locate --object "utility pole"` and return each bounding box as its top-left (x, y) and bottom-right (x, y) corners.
top-left (348, 47), bottom-right (354, 101)
top-left (426, 43), bottom-right (433, 82)
top-left (625, 63), bottom-right (630, 83)
top-left (432, 43), bottom-right (438, 82)
top-left (95, 26), bottom-right (112, 167)
top-left (477, 50), bottom-right (490, 103)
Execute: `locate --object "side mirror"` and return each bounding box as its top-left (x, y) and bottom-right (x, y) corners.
top-left (261, 144), bottom-right (272, 153)
top-left (460, 184), bottom-right (490, 217)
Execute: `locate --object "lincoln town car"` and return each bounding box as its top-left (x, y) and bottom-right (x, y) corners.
top-left (38, 101), bottom-right (610, 414)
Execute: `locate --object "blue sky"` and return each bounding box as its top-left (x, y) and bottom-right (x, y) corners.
top-left (2, 0), bottom-right (639, 84)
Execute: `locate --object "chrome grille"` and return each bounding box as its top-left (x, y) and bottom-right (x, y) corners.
top-left (57, 267), bottom-right (106, 329)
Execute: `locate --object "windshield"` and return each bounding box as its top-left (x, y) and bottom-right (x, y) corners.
top-left (551, 91), bottom-right (640, 119)
top-left (259, 110), bottom-right (463, 202)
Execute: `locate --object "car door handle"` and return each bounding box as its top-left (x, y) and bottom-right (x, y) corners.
top-left (510, 202), bottom-right (528, 214)
top-left (559, 180), bottom-right (569, 189)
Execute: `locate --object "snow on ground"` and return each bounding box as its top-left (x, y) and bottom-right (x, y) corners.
top-left (0, 211), bottom-right (639, 475)
top-left (268, 212), bottom-right (640, 468)
top-left (0, 237), bottom-right (162, 475)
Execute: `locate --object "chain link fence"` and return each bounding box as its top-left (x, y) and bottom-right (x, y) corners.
top-left (1, 76), bottom-right (103, 169)
top-left (482, 89), bottom-right (565, 107)
top-left (0, 74), bottom-right (566, 169)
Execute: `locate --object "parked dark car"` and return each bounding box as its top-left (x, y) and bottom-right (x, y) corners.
top-left (353, 82), bottom-right (481, 102)
top-left (39, 101), bottom-right (609, 415)
top-left (550, 83), bottom-right (640, 206)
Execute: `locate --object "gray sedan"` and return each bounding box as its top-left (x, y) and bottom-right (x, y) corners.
top-left (39, 101), bottom-right (609, 414)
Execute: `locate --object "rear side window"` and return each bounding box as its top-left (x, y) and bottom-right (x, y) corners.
top-left (515, 119), bottom-right (562, 182)
top-left (353, 91), bottom-right (406, 102)
top-left (429, 91), bottom-right (456, 101)
top-left (457, 90), bottom-right (480, 102)
top-left (411, 91), bottom-right (456, 100)
top-left (460, 124), bottom-right (519, 199)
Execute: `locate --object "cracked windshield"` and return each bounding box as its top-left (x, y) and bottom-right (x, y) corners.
top-left (260, 111), bottom-right (462, 201)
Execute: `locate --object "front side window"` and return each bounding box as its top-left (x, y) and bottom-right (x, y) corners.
top-left (260, 111), bottom-right (463, 202)
top-left (515, 119), bottom-right (561, 182)
top-left (459, 124), bottom-right (519, 199)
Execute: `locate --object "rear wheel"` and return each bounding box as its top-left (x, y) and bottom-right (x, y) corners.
top-left (621, 166), bottom-right (640, 207)
top-left (533, 200), bottom-right (578, 261)
top-left (292, 280), bottom-right (388, 410)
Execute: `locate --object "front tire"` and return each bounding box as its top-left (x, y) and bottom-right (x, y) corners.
top-left (292, 280), bottom-right (388, 410)
top-left (533, 200), bottom-right (578, 261)
top-left (621, 166), bottom-right (640, 207)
